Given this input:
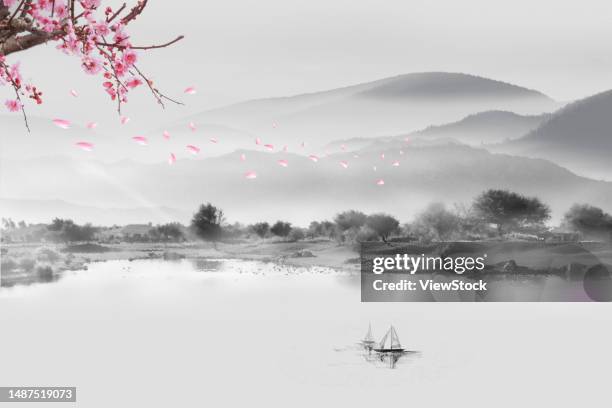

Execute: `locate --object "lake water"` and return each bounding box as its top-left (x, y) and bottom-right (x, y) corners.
top-left (1, 258), bottom-right (611, 407)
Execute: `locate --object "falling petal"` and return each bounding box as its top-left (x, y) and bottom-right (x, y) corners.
top-left (244, 170), bottom-right (257, 179)
top-left (283, 145), bottom-right (288, 152)
top-left (186, 144), bottom-right (200, 154)
top-left (339, 160), bottom-right (348, 169)
top-left (189, 121), bottom-right (196, 131)
top-left (86, 122), bottom-right (97, 130)
top-left (272, 122), bottom-right (278, 128)
top-left (341, 144), bottom-right (346, 151)
top-left (120, 116), bottom-right (130, 125)
top-left (376, 179), bottom-right (385, 185)
top-left (210, 137), bottom-right (218, 144)
top-left (52, 118), bottom-right (71, 129)
top-left (163, 130), bottom-right (171, 140)
top-left (240, 153), bottom-right (246, 161)
top-left (277, 159), bottom-right (288, 167)
top-left (392, 160), bottom-right (400, 167)
top-left (380, 153), bottom-right (385, 160)
top-left (184, 86), bottom-right (197, 95)
top-left (75, 141), bottom-right (93, 151)
top-left (404, 137), bottom-right (410, 143)
top-left (309, 155), bottom-right (319, 162)
top-left (132, 136), bottom-right (148, 145)
top-left (255, 137), bottom-right (262, 145)
top-left (70, 89), bottom-right (78, 97)
top-left (168, 153), bottom-right (176, 165)
top-left (264, 144), bottom-right (274, 151)
top-left (300, 142), bottom-right (306, 148)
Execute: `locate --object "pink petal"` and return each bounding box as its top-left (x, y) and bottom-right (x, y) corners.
top-left (282, 145), bottom-right (288, 152)
top-left (277, 159), bottom-right (288, 167)
top-left (376, 179), bottom-right (385, 185)
top-left (240, 153), bottom-right (246, 161)
top-left (132, 136), bottom-right (148, 145)
top-left (244, 170), bottom-right (257, 179)
top-left (86, 122), bottom-right (97, 130)
top-left (380, 153), bottom-right (385, 160)
top-left (70, 89), bottom-right (78, 97)
top-left (339, 160), bottom-right (348, 169)
top-left (210, 137), bottom-right (218, 144)
top-left (309, 155), bottom-right (319, 162)
top-left (264, 144), bottom-right (274, 151)
top-left (255, 137), bottom-right (261, 145)
top-left (186, 144), bottom-right (200, 154)
top-left (120, 116), bottom-right (130, 125)
top-left (52, 118), bottom-right (71, 129)
top-left (75, 141), bottom-right (94, 151)
top-left (392, 160), bottom-right (400, 167)
top-left (184, 86), bottom-right (197, 95)
top-left (168, 153), bottom-right (176, 165)
top-left (189, 122), bottom-right (196, 131)
top-left (163, 130), bottom-right (171, 140)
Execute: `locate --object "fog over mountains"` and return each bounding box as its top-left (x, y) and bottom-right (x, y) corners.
top-left (492, 90), bottom-right (612, 179)
top-left (2, 71), bottom-right (611, 226)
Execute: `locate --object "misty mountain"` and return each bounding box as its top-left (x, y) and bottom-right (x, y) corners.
top-left (181, 72), bottom-right (559, 147)
top-left (492, 89), bottom-right (612, 180)
top-left (322, 110), bottom-right (548, 152)
top-left (0, 198), bottom-right (189, 226)
top-left (1, 143), bottom-right (610, 226)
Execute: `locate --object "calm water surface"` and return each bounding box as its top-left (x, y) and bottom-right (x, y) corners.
top-left (1, 258), bottom-right (611, 407)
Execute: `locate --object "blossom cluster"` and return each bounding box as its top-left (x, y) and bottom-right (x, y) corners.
top-left (1, 1), bottom-right (164, 116)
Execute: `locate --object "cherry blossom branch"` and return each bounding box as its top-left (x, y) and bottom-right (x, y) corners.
top-left (97, 35), bottom-right (184, 50)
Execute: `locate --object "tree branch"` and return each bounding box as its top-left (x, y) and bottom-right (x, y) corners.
top-left (97, 35), bottom-right (184, 50)
top-left (0, 31), bottom-right (56, 55)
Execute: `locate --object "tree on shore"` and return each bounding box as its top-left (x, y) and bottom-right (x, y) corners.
top-left (251, 222), bottom-right (270, 241)
top-left (410, 203), bottom-right (460, 242)
top-left (191, 203), bottom-right (224, 247)
top-left (270, 221), bottom-right (292, 240)
top-left (47, 218), bottom-right (97, 243)
top-left (473, 189), bottom-right (550, 235)
top-left (334, 210), bottom-right (367, 242)
top-left (563, 204), bottom-right (612, 240)
top-left (365, 213), bottom-right (399, 242)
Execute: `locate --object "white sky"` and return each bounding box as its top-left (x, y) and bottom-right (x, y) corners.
top-left (7, 0), bottom-right (612, 128)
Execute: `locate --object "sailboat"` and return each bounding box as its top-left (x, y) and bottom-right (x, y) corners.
top-left (361, 323), bottom-right (376, 351)
top-left (374, 325), bottom-right (405, 354)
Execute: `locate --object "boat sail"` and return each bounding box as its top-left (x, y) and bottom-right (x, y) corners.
top-left (375, 325), bottom-right (405, 353)
top-left (362, 323), bottom-right (376, 350)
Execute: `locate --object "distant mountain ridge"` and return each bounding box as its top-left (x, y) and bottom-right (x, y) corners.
top-left (493, 89), bottom-right (612, 179)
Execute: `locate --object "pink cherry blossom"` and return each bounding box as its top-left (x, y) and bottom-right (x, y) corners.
top-left (120, 116), bottom-right (130, 125)
top-left (52, 118), bottom-right (71, 129)
top-left (240, 153), bottom-right (246, 161)
top-left (186, 144), bottom-right (200, 154)
top-left (4, 99), bottom-right (21, 112)
top-left (189, 121), bottom-right (196, 131)
top-left (255, 137), bottom-right (261, 145)
top-left (264, 144), bottom-right (274, 151)
top-left (309, 155), bottom-right (319, 162)
top-left (244, 170), bottom-right (257, 179)
top-left (339, 160), bottom-right (348, 169)
top-left (75, 141), bottom-right (94, 151)
top-left (163, 130), bottom-right (171, 140)
top-left (86, 122), bottom-right (98, 129)
top-left (277, 159), bottom-right (288, 167)
top-left (168, 153), bottom-right (176, 165)
top-left (70, 89), bottom-right (78, 97)
top-left (184, 86), bottom-right (197, 95)
top-left (132, 136), bottom-right (148, 145)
